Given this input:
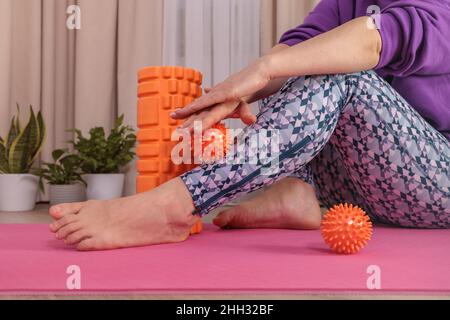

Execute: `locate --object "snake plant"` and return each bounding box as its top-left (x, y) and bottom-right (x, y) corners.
top-left (0, 105), bottom-right (46, 174)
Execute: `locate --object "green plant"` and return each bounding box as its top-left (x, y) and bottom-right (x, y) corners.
top-left (71, 114), bottom-right (136, 174)
top-left (0, 105), bottom-right (46, 174)
top-left (36, 149), bottom-right (86, 187)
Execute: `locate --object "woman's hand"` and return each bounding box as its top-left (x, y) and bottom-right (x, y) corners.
top-left (178, 88), bottom-right (257, 132)
top-left (170, 57), bottom-right (271, 121)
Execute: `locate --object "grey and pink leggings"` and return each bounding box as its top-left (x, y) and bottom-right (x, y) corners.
top-left (181, 71), bottom-right (450, 229)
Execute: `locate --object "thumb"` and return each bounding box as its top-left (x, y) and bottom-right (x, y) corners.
top-left (237, 102), bottom-right (257, 125)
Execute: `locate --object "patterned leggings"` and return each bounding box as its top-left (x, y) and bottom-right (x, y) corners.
top-left (181, 71), bottom-right (450, 229)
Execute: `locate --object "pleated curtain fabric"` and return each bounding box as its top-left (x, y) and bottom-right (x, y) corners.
top-left (260, 0), bottom-right (320, 54)
top-left (162, 0), bottom-right (261, 88)
top-left (162, 0), bottom-right (319, 128)
top-left (0, 0), bottom-right (163, 198)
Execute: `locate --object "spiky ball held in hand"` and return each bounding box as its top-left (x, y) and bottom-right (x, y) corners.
top-left (192, 123), bottom-right (229, 164)
top-left (321, 203), bottom-right (373, 254)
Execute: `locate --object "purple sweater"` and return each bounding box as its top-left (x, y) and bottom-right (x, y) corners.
top-left (279, 0), bottom-right (450, 141)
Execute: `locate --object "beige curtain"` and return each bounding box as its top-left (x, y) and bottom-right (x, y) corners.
top-left (260, 0), bottom-right (320, 54)
top-left (0, 0), bottom-right (163, 197)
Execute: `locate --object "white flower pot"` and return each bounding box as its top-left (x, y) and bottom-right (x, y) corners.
top-left (49, 184), bottom-right (86, 206)
top-left (83, 174), bottom-right (125, 200)
top-left (0, 174), bottom-right (39, 212)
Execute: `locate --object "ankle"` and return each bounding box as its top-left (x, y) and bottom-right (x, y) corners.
top-left (159, 178), bottom-right (197, 228)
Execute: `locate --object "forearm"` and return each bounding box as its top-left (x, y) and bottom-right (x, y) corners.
top-left (176, 18), bottom-right (381, 121)
top-left (264, 17), bottom-right (382, 79)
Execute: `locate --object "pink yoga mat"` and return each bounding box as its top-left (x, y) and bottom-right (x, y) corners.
top-left (0, 224), bottom-right (449, 295)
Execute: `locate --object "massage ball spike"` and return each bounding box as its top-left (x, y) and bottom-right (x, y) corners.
top-left (321, 203), bottom-right (373, 254)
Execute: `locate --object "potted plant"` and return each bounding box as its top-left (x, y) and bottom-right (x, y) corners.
top-left (71, 115), bottom-right (136, 200)
top-left (36, 149), bottom-right (86, 205)
top-left (0, 105), bottom-right (45, 212)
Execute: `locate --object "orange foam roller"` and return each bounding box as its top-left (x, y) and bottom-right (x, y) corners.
top-left (136, 66), bottom-right (203, 235)
top-left (138, 66), bottom-right (202, 85)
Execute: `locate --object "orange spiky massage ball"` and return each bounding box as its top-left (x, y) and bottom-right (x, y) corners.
top-left (321, 203), bottom-right (373, 254)
top-left (191, 123), bottom-right (229, 163)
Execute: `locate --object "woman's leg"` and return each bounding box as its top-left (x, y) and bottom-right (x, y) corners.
top-left (49, 72), bottom-right (349, 250)
top-left (310, 144), bottom-right (369, 211)
top-left (49, 70), bottom-right (450, 250)
top-left (212, 93), bottom-right (322, 230)
top-left (211, 145), bottom-right (373, 230)
top-left (183, 71), bottom-right (450, 228)
top-left (181, 73), bottom-right (349, 216)
top-left (212, 177), bottom-right (322, 230)
top-left (321, 71), bottom-right (450, 228)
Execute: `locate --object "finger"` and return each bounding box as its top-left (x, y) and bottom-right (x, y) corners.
top-left (202, 113), bottom-right (225, 132)
top-left (238, 102), bottom-right (257, 125)
top-left (180, 112), bottom-right (210, 134)
top-left (184, 102), bottom-right (237, 131)
top-left (171, 89), bottom-right (231, 119)
top-left (193, 109), bottom-right (227, 133)
top-left (226, 108), bottom-right (243, 119)
top-left (180, 114), bottom-right (197, 129)
top-left (206, 103), bottom-right (238, 130)
top-left (170, 87), bottom-right (212, 122)
top-left (226, 112), bottom-right (241, 119)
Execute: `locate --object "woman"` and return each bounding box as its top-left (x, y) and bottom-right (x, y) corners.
top-left (49, 0), bottom-right (449, 250)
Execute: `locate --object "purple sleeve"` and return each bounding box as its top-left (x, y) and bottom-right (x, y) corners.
top-left (376, 1), bottom-right (450, 76)
top-left (278, 0), bottom-right (340, 47)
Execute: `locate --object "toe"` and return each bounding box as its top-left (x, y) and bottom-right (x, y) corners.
top-left (49, 214), bottom-right (78, 233)
top-left (213, 209), bottom-right (237, 229)
top-left (56, 223), bottom-right (82, 240)
top-left (49, 202), bottom-right (85, 219)
top-left (65, 231), bottom-right (90, 245)
top-left (49, 205), bottom-right (64, 218)
top-left (77, 239), bottom-right (97, 251)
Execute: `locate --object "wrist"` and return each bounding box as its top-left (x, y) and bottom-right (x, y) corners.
top-left (258, 54), bottom-right (276, 81)
top-left (242, 95), bottom-right (253, 104)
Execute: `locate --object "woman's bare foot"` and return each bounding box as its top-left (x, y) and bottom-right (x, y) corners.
top-left (213, 178), bottom-right (322, 230)
top-left (48, 178), bottom-right (198, 251)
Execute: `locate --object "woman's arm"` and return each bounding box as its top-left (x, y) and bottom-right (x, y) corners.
top-left (246, 17), bottom-right (381, 103)
top-left (173, 16), bottom-right (381, 121)
top-left (265, 17), bottom-right (381, 79)
top-left (172, 16), bottom-right (381, 130)
top-left (242, 44), bottom-right (291, 104)
top-left (178, 44), bottom-right (292, 131)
